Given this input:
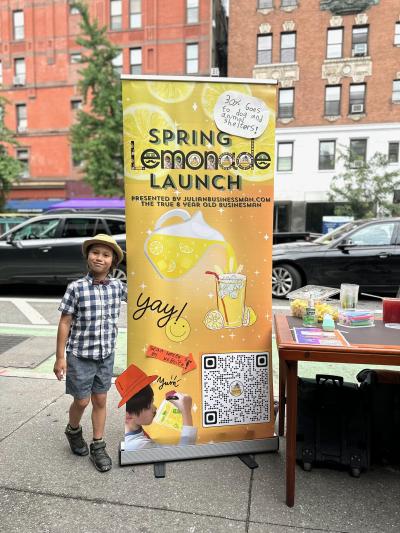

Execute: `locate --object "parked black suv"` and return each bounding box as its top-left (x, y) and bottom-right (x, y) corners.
top-left (0, 214), bottom-right (126, 285)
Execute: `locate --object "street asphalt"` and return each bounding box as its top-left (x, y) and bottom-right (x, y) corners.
top-left (0, 295), bottom-right (399, 532)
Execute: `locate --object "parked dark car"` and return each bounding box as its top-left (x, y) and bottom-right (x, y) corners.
top-left (273, 231), bottom-right (322, 245)
top-left (272, 218), bottom-right (400, 298)
top-left (0, 213), bottom-right (126, 286)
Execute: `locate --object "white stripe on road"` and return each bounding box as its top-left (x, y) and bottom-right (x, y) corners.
top-left (10, 299), bottom-right (49, 325)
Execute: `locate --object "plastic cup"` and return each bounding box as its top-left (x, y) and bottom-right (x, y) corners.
top-left (340, 283), bottom-right (359, 310)
top-left (383, 298), bottom-right (400, 329)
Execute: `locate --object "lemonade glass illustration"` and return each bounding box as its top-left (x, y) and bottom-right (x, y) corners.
top-left (145, 209), bottom-right (236, 280)
top-left (216, 273), bottom-right (246, 328)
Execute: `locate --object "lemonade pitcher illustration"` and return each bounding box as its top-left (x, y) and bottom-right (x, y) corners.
top-left (144, 209), bottom-right (236, 280)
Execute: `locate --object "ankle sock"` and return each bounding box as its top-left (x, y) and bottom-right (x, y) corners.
top-left (93, 437), bottom-right (104, 442)
top-left (67, 424), bottom-right (80, 433)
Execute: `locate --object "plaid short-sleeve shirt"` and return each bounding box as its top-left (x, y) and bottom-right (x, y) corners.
top-left (58, 273), bottom-right (127, 360)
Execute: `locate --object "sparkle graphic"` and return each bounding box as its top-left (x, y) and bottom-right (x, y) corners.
top-left (265, 312), bottom-right (270, 320)
top-left (264, 233), bottom-right (269, 240)
top-left (229, 332), bottom-right (236, 339)
top-left (218, 208), bottom-right (224, 214)
top-left (130, 271), bottom-right (135, 276)
top-left (254, 270), bottom-right (260, 276)
top-left (142, 345), bottom-right (147, 353)
top-left (192, 403), bottom-right (198, 413)
top-left (208, 292), bottom-right (214, 299)
top-left (174, 189), bottom-right (181, 196)
top-left (139, 282), bottom-right (147, 290)
top-left (146, 229), bottom-right (152, 235)
top-left (192, 102), bottom-right (198, 111)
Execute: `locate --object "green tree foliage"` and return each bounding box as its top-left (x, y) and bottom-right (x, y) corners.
top-left (70, 1), bottom-right (123, 196)
top-left (0, 97), bottom-right (23, 210)
top-left (328, 148), bottom-right (400, 219)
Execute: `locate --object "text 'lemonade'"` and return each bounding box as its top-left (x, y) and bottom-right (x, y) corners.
top-left (145, 209), bottom-right (237, 280)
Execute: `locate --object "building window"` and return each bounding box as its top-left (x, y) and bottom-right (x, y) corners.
top-left (186, 43), bottom-right (199, 74)
top-left (130, 0), bottom-right (141, 28)
top-left (257, 34), bottom-right (272, 64)
top-left (392, 80), bottom-right (400, 103)
top-left (70, 53), bottom-right (82, 64)
top-left (349, 138), bottom-right (367, 167)
top-left (319, 140), bottom-right (336, 170)
top-left (71, 99), bottom-right (82, 111)
top-left (112, 51), bottom-right (123, 75)
top-left (278, 88), bottom-right (294, 119)
top-left (277, 142), bottom-right (293, 171)
top-left (187, 0), bottom-right (199, 24)
top-left (349, 83), bottom-right (366, 114)
top-left (16, 104), bottom-right (27, 133)
top-left (395, 22), bottom-right (400, 45)
top-left (352, 25), bottom-right (368, 56)
top-left (69, 4), bottom-right (80, 15)
top-left (110, 0), bottom-right (122, 30)
top-left (281, 0), bottom-right (297, 6)
top-left (388, 142), bottom-right (399, 164)
top-left (326, 28), bottom-right (343, 59)
top-left (16, 148), bottom-right (29, 178)
top-left (258, 0), bottom-right (273, 7)
top-left (325, 85), bottom-right (341, 116)
top-left (14, 58), bottom-right (26, 85)
top-left (13, 10), bottom-right (24, 40)
top-left (280, 32), bottom-right (296, 63)
top-left (0, 61), bottom-right (2, 85)
top-left (130, 48), bottom-right (142, 74)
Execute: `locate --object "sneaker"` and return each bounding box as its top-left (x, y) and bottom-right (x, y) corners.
top-left (90, 440), bottom-right (112, 472)
top-left (65, 425), bottom-right (89, 456)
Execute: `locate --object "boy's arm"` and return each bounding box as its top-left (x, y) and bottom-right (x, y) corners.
top-left (54, 313), bottom-right (73, 380)
top-left (170, 394), bottom-right (193, 426)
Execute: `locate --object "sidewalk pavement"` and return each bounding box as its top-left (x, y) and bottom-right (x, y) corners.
top-left (0, 335), bottom-right (400, 532)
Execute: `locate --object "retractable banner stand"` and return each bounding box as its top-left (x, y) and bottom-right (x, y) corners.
top-left (120, 76), bottom-right (278, 466)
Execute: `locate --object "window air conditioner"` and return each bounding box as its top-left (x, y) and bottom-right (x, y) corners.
top-left (353, 43), bottom-right (367, 56)
top-left (353, 159), bottom-right (364, 168)
top-left (13, 75), bottom-right (25, 86)
top-left (351, 103), bottom-right (364, 113)
top-left (17, 125), bottom-right (27, 133)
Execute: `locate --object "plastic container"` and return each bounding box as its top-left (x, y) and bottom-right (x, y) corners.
top-left (338, 309), bottom-right (375, 328)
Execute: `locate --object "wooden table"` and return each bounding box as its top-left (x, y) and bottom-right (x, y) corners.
top-left (274, 314), bottom-right (400, 507)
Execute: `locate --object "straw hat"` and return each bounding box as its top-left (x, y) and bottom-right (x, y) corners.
top-left (115, 364), bottom-right (158, 408)
top-left (82, 234), bottom-right (124, 264)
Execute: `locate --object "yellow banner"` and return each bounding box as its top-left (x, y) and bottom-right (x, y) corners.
top-left (122, 77), bottom-right (276, 450)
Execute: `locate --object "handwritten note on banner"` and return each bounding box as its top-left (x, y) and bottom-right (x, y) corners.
top-left (213, 91), bottom-right (269, 139)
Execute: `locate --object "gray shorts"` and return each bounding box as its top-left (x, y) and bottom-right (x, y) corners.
top-left (66, 353), bottom-right (114, 399)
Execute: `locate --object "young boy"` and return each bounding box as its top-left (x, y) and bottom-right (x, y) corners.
top-left (116, 364), bottom-right (197, 450)
top-left (54, 234), bottom-right (127, 472)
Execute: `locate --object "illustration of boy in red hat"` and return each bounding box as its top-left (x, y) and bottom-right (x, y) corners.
top-left (116, 364), bottom-right (197, 450)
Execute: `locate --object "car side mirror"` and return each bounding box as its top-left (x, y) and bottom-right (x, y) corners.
top-left (337, 238), bottom-right (356, 250)
top-left (6, 234), bottom-right (15, 245)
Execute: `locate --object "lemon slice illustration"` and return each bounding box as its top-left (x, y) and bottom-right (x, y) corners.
top-left (166, 260), bottom-right (176, 273)
top-left (242, 306), bottom-right (257, 327)
top-left (146, 81), bottom-right (195, 103)
top-left (204, 309), bottom-right (224, 330)
top-left (149, 240), bottom-right (163, 256)
top-left (179, 242), bottom-right (194, 254)
top-left (201, 83), bottom-right (252, 119)
top-left (123, 104), bottom-right (176, 180)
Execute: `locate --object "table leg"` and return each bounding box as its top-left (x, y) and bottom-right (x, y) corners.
top-left (278, 357), bottom-right (286, 436)
top-left (286, 359), bottom-right (298, 507)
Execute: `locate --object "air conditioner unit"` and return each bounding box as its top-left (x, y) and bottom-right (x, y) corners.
top-left (210, 67), bottom-right (220, 77)
top-left (17, 125), bottom-right (27, 133)
top-left (353, 43), bottom-right (368, 56)
top-left (353, 159), bottom-right (364, 168)
top-left (351, 103), bottom-right (364, 113)
top-left (13, 75), bottom-right (25, 86)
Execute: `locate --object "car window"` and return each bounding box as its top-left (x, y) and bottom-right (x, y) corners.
top-left (61, 218), bottom-right (97, 238)
top-left (105, 218), bottom-right (126, 235)
top-left (12, 219), bottom-right (60, 240)
top-left (349, 223), bottom-right (395, 246)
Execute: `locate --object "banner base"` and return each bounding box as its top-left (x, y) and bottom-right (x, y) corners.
top-left (119, 436), bottom-right (279, 466)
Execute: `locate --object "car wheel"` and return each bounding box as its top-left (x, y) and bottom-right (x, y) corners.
top-left (111, 266), bottom-right (127, 282)
top-left (272, 264), bottom-right (302, 298)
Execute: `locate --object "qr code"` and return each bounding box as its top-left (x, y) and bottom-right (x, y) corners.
top-left (201, 352), bottom-right (270, 427)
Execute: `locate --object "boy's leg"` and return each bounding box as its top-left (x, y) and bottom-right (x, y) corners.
top-left (65, 397), bottom-right (90, 456)
top-left (91, 392), bottom-right (107, 440)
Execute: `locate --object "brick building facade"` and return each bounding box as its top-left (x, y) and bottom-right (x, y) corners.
top-left (229, 0), bottom-right (400, 232)
top-left (1, 0), bottom-right (227, 208)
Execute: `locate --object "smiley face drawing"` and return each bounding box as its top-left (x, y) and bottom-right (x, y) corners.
top-left (165, 317), bottom-right (191, 342)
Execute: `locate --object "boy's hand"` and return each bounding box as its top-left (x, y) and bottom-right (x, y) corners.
top-left (169, 392), bottom-right (192, 413)
top-left (53, 358), bottom-right (66, 381)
